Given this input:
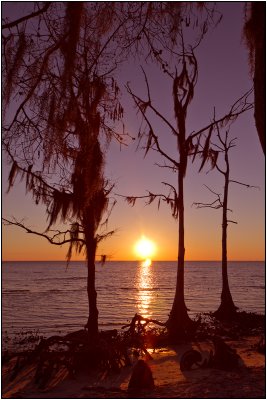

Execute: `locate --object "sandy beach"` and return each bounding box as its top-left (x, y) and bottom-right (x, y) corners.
top-left (2, 335), bottom-right (265, 399)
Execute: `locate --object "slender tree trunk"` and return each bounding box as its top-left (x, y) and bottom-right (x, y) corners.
top-left (167, 128), bottom-right (194, 341)
top-left (83, 213), bottom-right (99, 337)
top-left (214, 152), bottom-right (237, 319)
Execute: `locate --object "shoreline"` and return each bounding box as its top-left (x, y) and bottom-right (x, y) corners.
top-left (2, 311), bottom-right (265, 399)
top-left (2, 335), bottom-right (265, 399)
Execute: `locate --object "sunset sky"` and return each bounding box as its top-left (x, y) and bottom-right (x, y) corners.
top-left (2, 2), bottom-right (265, 262)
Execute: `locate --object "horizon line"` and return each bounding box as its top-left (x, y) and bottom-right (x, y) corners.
top-left (2, 259), bottom-right (265, 263)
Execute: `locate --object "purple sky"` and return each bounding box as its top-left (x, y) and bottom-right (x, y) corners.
top-left (2, 2), bottom-right (265, 261)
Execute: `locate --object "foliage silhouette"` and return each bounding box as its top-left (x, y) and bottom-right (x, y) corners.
top-left (2, 2), bottom-right (128, 336)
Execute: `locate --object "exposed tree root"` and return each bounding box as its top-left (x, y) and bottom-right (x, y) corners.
top-left (122, 313), bottom-right (167, 356)
top-left (5, 314), bottom-right (167, 390)
top-left (4, 311), bottom-right (264, 391)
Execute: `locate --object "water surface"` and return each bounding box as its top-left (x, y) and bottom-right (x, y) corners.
top-left (2, 261), bottom-right (264, 338)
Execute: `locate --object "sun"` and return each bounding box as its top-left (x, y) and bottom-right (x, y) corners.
top-left (134, 236), bottom-right (156, 261)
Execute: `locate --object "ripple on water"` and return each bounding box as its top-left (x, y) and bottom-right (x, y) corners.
top-left (2, 261), bottom-right (265, 337)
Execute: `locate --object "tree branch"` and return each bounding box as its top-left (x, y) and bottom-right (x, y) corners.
top-left (3, 142), bottom-right (67, 195)
top-left (3, 218), bottom-right (86, 246)
top-left (6, 35), bottom-right (68, 132)
top-left (193, 200), bottom-right (222, 209)
top-left (126, 79), bottom-right (179, 137)
top-left (155, 162), bottom-right (178, 172)
top-left (96, 229), bottom-right (116, 243)
top-left (127, 83), bottom-right (179, 167)
top-left (229, 180), bottom-right (260, 189)
top-left (189, 88), bottom-right (253, 141)
top-left (2, 3), bottom-right (52, 29)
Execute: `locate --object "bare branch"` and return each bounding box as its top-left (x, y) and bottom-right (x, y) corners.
top-left (193, 184), bottom-right (223, 210)
top-left (2, 3), bottom-right (52, 29)
top-left (215, 164), bottom-right (226, 175)
top-left (127, 83), bottom-right (179, 167)
top-left (2, 217), bottom-right (85, 246)
top-left (155, 162), bottom-right (178, 172)
top-left (229, 180), bottom-right (260, 189)
top-left (162, 181), bottom-right (178, 196)
top-left (203, 184), bottom-right (221, 198)
top-left (140, 66), bottom-right (152, 103)
top-left (190, 88), bottom-right (253, 141)
top-left (126, 81), bottom-right (179, 137)
top-left (193, 200), bottom-right (222, 209)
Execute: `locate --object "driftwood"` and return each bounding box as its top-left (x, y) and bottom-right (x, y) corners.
top-left (122, 313), bottom-right (167, 359)
top-left (122, 313), bottom-right (166, 332)
top-left (180, 336), bottom-right (241, 372)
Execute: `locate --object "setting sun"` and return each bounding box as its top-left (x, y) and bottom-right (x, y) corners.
top-left (134, 236), bottom-right (156, 260)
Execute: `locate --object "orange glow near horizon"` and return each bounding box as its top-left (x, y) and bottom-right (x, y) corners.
top-left (2, 224), bottom-right (264, 262)
top-left (2, 3), bottom-right (265, 266)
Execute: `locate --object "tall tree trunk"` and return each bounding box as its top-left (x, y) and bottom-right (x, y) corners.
top-left (252, 2), bottom-right (265, 154)
top-left (214, 152), bottom-right (237, 319)
top-left (83, 213), bottom-right (99, 337)
top-left (167, 136), bottom-right (194, 341)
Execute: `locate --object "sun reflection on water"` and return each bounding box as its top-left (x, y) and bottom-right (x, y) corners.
top-left (142, 258), bottom-right (151, 267)
top-left (136, 259), bottom-right (154, 318)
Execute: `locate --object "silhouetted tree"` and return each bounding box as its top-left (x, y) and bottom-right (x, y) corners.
top-left (125, 26), bottom-right (253, 340)
top-left (2, 2), bottom-right (126, 337)
top-left (194, 127), bottom-right (258, 319)
top-left (2, 2), bottom-right (254, 339)
top-left (1, 2), bottom-right (224, 338)
top-left (243, 2), bottom-right (266, 154)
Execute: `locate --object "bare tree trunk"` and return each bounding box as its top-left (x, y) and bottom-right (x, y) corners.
top-left (167, 175), bottom-right (192, 340)
top-left (214, 151), bottom-right (237, 319)
top-left (83, 212), bottom-right (99, 337)
top-left (167, 118), bottom-right (194, 340)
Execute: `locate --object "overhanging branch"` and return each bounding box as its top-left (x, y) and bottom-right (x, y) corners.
top-left (2, 217), bottom-right (86, 246)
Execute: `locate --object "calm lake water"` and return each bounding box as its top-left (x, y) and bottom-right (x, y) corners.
top-left (2, 261), bottom-right (265, 338)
